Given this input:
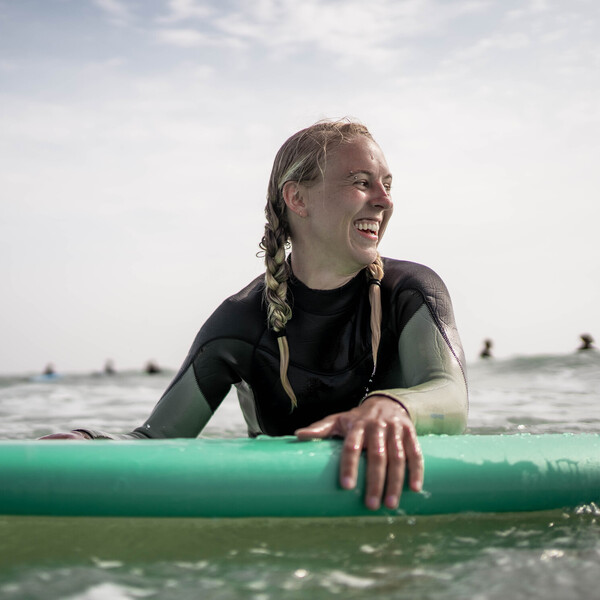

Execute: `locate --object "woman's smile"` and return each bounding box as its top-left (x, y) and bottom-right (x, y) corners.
top-left (354, 219), bottom-right (381, 240)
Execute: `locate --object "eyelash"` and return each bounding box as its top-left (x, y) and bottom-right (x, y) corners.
top-left (354, 180), bottom-right (392, 193)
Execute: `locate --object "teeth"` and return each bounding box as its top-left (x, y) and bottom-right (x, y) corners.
top-left (355, 221), bottom-right (380, 233)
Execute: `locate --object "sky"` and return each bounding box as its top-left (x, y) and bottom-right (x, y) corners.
top-left (1, 0), bottom-right (599, 375)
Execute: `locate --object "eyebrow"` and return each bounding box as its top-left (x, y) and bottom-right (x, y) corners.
top-left (348, 169), bottom-right (393, 180)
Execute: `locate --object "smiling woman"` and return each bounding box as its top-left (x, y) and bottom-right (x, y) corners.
top-left (278, 131), bottom-right (393, 286)
top-left (40, 119), bottom-right (468, 512)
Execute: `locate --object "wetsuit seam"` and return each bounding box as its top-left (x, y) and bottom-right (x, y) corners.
top-left (198, 334), bottom-right (259, 353)
top-left (418, 295), bottom-right (469, 402)
top-left (391, 285), bottom-right (468, 402)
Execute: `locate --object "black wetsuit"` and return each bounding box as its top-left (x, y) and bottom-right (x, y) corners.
top-left (79, 258), bottom-right (468, 440)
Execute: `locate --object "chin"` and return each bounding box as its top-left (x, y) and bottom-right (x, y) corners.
top-left (353, 251), bottom-right (378, 268)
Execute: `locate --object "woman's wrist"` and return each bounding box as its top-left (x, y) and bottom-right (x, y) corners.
top-left (71, 429), bottom-right (93, 439)
top-left (361, 392), bottom-right (410, 416)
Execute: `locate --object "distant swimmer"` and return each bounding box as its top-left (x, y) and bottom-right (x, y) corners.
top-left (32, 362), bottom-right (60, 382)
top-left (479, 339), bottom-right (493, 359)
top-left (578, 333), bottom-right (595, 351)
top-left (104, 360), bottom-right (116, 375)
top-left (43, 363), bottom-right (56, 376)
top-left (145, 360), bottom-right (161, 375)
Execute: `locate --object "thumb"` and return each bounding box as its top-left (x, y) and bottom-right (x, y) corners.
top-left (295, 415), bottom-right (339, 440)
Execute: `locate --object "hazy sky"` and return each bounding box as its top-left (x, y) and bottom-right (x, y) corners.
top-left (1, 0), bottom-right (598, 374)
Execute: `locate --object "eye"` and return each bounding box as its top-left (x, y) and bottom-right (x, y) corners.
top-left (383, 182), bottom-right (392, 193)
top-left (353, 177), bottom-right (369, 188)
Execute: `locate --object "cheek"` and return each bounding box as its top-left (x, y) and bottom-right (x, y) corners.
top-left (380, 211), bottom-right (393, 237)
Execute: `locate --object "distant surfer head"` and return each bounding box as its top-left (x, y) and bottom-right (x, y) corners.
top-left (579, 333), bottom-right (594, 351)
top-left (480, 339), bottom-right (493, 358)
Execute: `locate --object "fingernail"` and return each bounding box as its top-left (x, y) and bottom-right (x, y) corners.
top-left (366, 496), bottom-right (380, 510)
top-left (385, 495), bottom-right (398, 509)
top-left (341, 476), bottom-right (354, 490)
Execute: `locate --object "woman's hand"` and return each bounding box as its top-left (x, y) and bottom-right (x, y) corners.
top-left (38, 431), bottom-right (91, 440)
top-left (295, 395), bottom-right (423, 510)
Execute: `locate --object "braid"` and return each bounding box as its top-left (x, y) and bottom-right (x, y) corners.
top-left (261, 203), bottom-right (292, 332)
top-left (260, 118), bottom-right (377, 410)
top-left (366, 253), bottom-right (384, 373)
top-left (259, 183), bottom-right (297, 408)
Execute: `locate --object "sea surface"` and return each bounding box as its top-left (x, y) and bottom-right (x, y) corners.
top-left (0, 352), bottom-right (599, 599)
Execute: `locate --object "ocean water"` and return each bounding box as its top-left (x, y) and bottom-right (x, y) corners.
top-left (0, 351), bottom-right (599, 599)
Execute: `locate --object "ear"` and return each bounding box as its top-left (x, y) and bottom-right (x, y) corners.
top-left (282, 181), bottom-right (308, 217)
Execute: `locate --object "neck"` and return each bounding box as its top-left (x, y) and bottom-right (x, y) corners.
top-left (289, 252), bottom-right (362, 290)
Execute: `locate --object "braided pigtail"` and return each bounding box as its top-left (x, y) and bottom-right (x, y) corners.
top-left (260, 171), bottom-right (296, 408)
top-left (260, 119), bottom-right (377, 410)
top-left (366, 253), bottom-right (384, 374)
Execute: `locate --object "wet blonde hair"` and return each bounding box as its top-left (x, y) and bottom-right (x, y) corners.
top-left (259, 119), bottom-right (385, 408)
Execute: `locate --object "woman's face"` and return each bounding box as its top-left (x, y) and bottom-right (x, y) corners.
top-left (296, 136), bottom-right (393, 276)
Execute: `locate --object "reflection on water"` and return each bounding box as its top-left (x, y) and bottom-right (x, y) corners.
top-left (1, 509), bottom-right (599, 600)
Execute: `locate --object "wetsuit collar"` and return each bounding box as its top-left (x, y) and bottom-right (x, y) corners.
top-left (289, 267), bottom-right (366, 315)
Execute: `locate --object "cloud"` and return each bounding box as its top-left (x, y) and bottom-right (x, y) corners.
top-left (448, 31), bottom-right (531, 62)
top-left (92, 0), bottom-right (135, 26)
top-left (81, 0), bottom-right (513, 78)
top-left (151, 0), bottom-right (495, 70)
top-left (506, 0), bottom-right (549, 20)
top-left (155, 27), bottom-right (211, 48)
top-left (156, 0), bottom-right (214, 23)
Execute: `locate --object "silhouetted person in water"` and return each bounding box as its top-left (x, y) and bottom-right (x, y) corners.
top-left (145, 360), bottom-right (161, 374)
top-left (479, 339), bottom-right (493, 359)
top-left (43, 363), bottom-right (55, 376)
top-left (104, 360), bottom-right (116, 375)
top-left (578, 334), bottom-right (595, 351)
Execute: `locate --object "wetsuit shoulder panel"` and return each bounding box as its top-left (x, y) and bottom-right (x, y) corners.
top-left (368, 259), bottom-right (468, 434)
top-left (381, 258), bottom-right (466, 373)
top-left (132, 363), bottom-right (214, 439)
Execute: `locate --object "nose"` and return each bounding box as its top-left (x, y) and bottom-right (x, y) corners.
top-left (370, 181), bottom-right (393, 210)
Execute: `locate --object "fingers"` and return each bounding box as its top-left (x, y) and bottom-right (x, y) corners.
top-left (364, 425), bottom-right (388, 510)
top-left (362, 420), bottom-right (423, 511)
top-left (402, 425), bottom-right (424, 493)
top-left (294, 414), bottom-right (339, 440)
top-left (338, 418), bottom-right (405, 511)
top-left (294, 402), bottom-right (424, 512)
top-left (339, 424), bottom-right (365, 491)
top-left (38, 431), bottom-right (89, 440)
top-left (296, 413), bottom-right (365, 491)
top-left (381, 427), bottom-right (406, 509)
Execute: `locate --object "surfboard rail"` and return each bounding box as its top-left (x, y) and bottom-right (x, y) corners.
top-left (1, 433), bottom-right (598, 518)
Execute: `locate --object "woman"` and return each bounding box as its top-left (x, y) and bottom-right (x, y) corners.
top-left (42, 120), bottom-right (468, 511)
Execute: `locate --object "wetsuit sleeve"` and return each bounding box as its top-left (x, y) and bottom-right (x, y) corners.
top-left (365, 304), bottom-right (468, 434)
top-left (71, 429), bottom-right (147, 440)
top-left (74, 353), bottom-right (226, 440)
top-left (69, 363), bottom-right (212, 440)
top-left (134, 362), bottom-right (215, 438)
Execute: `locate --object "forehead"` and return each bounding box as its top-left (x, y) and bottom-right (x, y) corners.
top-left (326, 137), bottom-right (390, 176)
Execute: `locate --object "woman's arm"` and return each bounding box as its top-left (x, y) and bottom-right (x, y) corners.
top-left (296, 291), bottom-right (468, 511)
top-left (365, 303), bottom-right (468, 435)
